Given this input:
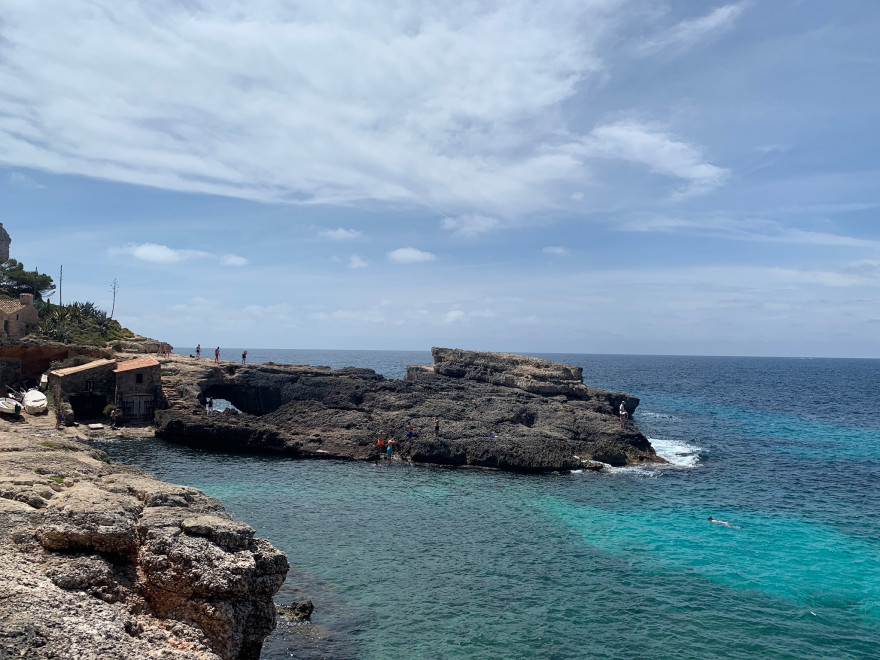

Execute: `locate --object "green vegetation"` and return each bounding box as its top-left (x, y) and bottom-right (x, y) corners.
top-left (37, 301), bottom-right (134, 346)
top-left (0, 259), bottom-right (135, 346)
top-left (40, 441), bottom-right (56, 450)
top-left (49, 475), bottom-right (65, 484)
top-left (0, 259), bottom-right (55, 301)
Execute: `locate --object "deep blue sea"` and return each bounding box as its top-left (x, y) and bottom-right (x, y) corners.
top-left (95, 350), bottom-right (880, 659)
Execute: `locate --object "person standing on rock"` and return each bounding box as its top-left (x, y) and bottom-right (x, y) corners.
top-left (376, 431), bottom-right (386, 457)
top-left (434, 417), bottom-right (440, 438)
top-left (242, 349), bottom-right (247, 364)
top-left (387, 437), bottom-right (395, 459)
top-left (196, 344), bottom-right (201, 358)
top-left (207, 398), bottom-right (214, 415)
top-left (619, 401), bottom-right (628, 428)
top-left (405, 422), bottom-right (413, 440)
top-left (215, 347), bottom-right (220, 363)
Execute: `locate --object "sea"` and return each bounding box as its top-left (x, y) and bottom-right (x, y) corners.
top-left (93, 350), bottom-right (880, 660)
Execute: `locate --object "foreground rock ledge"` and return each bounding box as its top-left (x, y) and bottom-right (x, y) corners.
top-left (0, 431), bottom-right (289, 660)
top-left (156, 348), bottom-right (660, 471)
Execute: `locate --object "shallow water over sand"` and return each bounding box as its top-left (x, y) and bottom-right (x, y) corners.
top-left (98, 352), bottom-right (880, 659)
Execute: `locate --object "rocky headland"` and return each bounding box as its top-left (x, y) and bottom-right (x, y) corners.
top-left (0, 345), bottom-right (657, 658)
top-left (156, 347), bottom-right (659, 471)
top-left (0, 415), bottom-right (289, 660)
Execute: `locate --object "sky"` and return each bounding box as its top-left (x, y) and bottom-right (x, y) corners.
top-left (1, 0), bottom-right (879, 357)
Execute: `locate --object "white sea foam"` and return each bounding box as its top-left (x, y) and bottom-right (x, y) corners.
top-left (577, 437), bottom-right (702, 476)
top-left (639, 411), bottom-right (676, 420)
top-left (648, 437), bottom-right (702, 467)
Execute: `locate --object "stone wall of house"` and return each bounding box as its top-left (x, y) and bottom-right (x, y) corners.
top-left (116, 365), bottom-right (161, 398)
top-left (116, 365), bottom-right (161, 420)
top-left (0, 294), bottom-right (40, 338)
top-left (48, 362), bottom-right (117, 399)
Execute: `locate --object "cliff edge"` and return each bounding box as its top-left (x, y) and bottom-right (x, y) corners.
top-left (0, 419), bottom-right (289, 660)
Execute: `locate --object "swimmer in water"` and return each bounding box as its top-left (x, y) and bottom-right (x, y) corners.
top-left (708, 516), bottom-right (742, 529)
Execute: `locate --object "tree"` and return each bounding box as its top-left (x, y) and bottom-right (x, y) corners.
top-left (110, 278), bottom-right (119, 319)
top-left (0, 259), bottom-right (55, 300)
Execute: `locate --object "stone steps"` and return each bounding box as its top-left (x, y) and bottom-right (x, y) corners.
top-left (160, 381), bottom-right (188, 410)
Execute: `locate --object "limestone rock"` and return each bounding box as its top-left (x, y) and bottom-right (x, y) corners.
top-left (0, 434), bottom-right (289, 660)
top-left (278, 600), bottom-right (314, 621)
top-left (431, 347), bottom-right (589, 397)
top-left (155, 348), bottom-right (662, 472)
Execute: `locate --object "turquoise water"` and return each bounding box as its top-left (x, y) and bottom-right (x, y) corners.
top-left (99, 352), bottom-right (880, 659)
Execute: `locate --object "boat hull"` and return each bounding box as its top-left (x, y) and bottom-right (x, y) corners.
top-left (23, 391), bottom-right (47, 415)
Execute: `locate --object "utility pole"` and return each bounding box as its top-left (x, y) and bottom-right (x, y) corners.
top-left (58, 265), bottom-right (62, 308)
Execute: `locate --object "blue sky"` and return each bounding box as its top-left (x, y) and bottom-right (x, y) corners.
top-left (1, 1), bottom-right (879, 357)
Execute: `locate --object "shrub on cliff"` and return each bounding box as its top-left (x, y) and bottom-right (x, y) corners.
top-left (36, 302), bottom-right (134, 346)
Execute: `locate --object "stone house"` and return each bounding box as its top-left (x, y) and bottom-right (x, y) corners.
top-left (0, 293), bottom-right (40, 338)
top-left (47, 359), bottom-right (117, 419)
top-left (113, 356), bottom-right (161, 421)
top-left (48, 356), bottom-right (162, 422)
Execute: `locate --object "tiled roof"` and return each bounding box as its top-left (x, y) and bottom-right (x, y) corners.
top-left (0, 299), bottom-right (24, 315)
top-left (49, 358), bottom-right (117, 377)
top-left (114, 356), bottom-right (160, 372)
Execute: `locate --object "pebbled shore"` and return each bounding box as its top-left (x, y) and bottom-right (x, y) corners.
top-left (0, 413), bottom-right (289, 660)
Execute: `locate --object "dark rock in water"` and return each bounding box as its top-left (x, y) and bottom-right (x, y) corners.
top-left (155, 348), bottom-right (662, 472)
top-left (278, 600), bottom-right (314, 621)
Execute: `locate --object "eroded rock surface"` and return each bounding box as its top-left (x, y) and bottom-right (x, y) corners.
top-left (0, 429), bottom-right (288, 660)
top-left (155, 348), bottom-right (658, 471)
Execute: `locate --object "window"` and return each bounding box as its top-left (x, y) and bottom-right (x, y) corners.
top-left (135, 373), bottom-right (143, 384)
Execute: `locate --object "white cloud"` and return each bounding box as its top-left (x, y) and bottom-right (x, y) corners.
top-left (8, 172), bottom-right (44, 189)
top-left (571, 192), bottom-right (584, 201)
top-left (348, 254), bottom-right (369, 269)
top-left (320, 228), bottom-right (362, 241)
top-left (636, 2), bottom-right (749, 58)
top-left (0, 0), bottom-right (646, 217)
top-left (109, 243), bottom-right (252, 266)
top-left (443, 308), bottom-right (497, 324)
top-left (581, 121), bottom-right (728, 196)
top-left (109, 243), bottom-right (211, 264)
top-left (442, 214), bottom-right (500, 237)
top-left (543, 246), bottom-right (568, 256)
top-left (445, 310), bottom-right (467, 323)
top-left (621, 217), bottom-right (880, 248)
top-left (387, 247), bottom-right (437, 264)
top-left (309, 309), bottom-right (387, 324)
top-left (220, 254), bottom-right (248, 267)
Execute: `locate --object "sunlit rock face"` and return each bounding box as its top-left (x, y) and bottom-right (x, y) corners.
top-left (0, 435), bottom-right (289, 660)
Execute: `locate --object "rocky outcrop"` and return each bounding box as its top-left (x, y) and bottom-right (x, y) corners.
top-left (0, 431), bottom-right (288, 660)
top-left (154, 348), bottom-right (659, 471)
top-left (430, 347), bottom-right (588, 396)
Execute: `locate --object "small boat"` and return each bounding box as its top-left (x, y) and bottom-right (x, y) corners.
top-left (0, 397), bottom-right (21, 414)
top-left (23, 390), bottom-right (48, 415)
